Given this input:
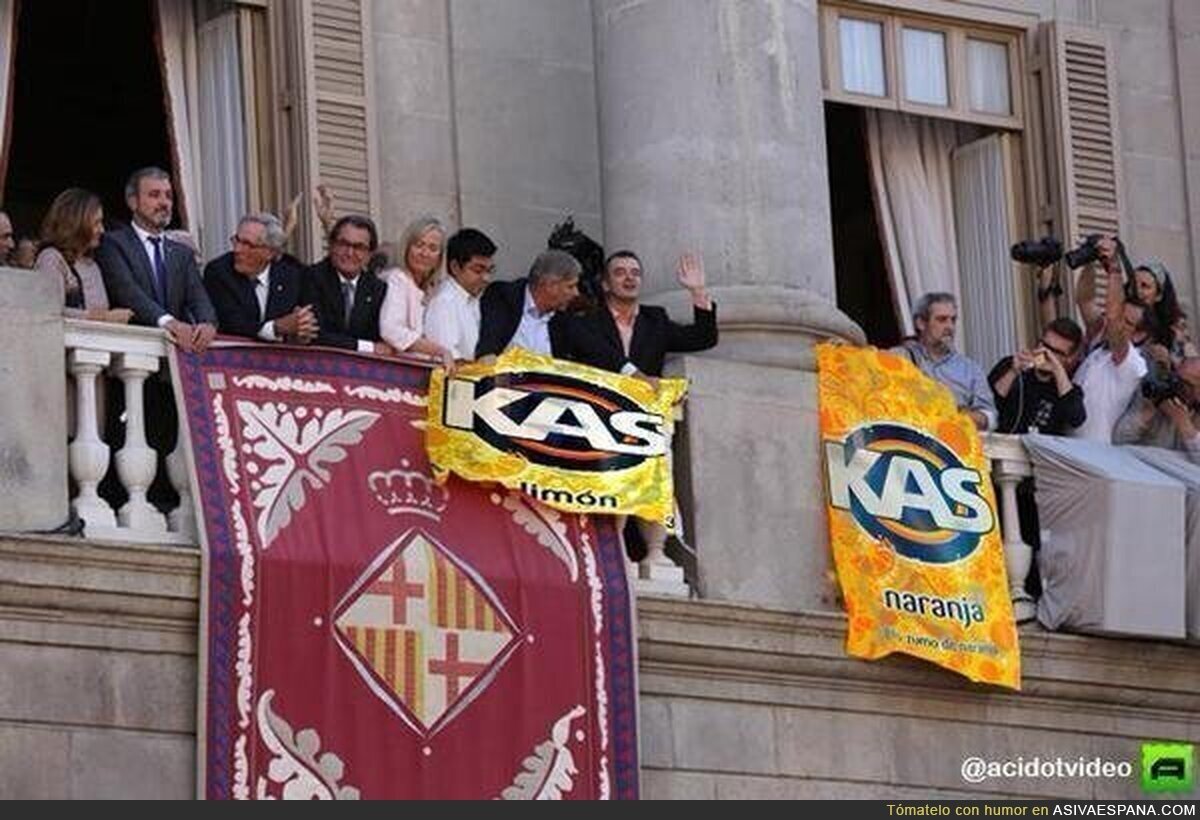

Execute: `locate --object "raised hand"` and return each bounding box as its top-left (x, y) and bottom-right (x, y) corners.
top-left (676, 252), bottom-right (707, 292)
top-left (314, 185), bottom-right (336, 233)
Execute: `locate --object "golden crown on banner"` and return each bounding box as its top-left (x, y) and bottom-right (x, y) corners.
top-left (367, 460), bottom-right (450, 521)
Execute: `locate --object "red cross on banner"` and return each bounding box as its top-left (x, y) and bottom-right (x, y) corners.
top-left (368, 559), bottom-right (425, 624)
top-left (428, 631), bottom-right (490, 702)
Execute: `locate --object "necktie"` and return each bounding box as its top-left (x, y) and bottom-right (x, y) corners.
top-left (341, 280), bottom-right (354, 326)
top-left (148, 236), bottom-right (168, 306)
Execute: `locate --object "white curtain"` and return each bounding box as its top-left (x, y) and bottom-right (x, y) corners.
top-left (198, 12), bottom-right (247, 257)
top-left (864, 109), bottom-right (962, 335)
top-left (156, 0), bottom-right (205, 249)
top-left (952, 134), bottom-right (1018, 370)
top-left (0, 0), bottom-right (14, 171)
top-left (902, 28), bottom-right (948, 107)
top-left (967, 39), bottom-right (1011, 116)
top-left (838, 18), bottom-right (886, 97)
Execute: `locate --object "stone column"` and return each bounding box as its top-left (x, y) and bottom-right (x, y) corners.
top-left (594, 0), bottom-right (862, 612)
top-left (0, 269), bottom-right (69, 531)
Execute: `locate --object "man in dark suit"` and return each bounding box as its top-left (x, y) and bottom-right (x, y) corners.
top-left (203, 212), bottom-right (317, 343)
top-left (96, 166), bottom-right (217, 353)
top-left (303, 214), bottom-right (392, 355)
top-left (557, 250), bottom-right (717, 377)
top-left (475, 249), bottom-right (581, 358)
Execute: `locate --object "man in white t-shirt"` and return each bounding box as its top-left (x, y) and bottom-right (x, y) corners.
top-left (1070, 237), bottom-right (1148, 443)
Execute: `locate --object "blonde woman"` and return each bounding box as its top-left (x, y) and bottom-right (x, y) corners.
top-left (379, 215), bottom-right (454, 368)
top-left (36, 188), bottom-right (131, 323)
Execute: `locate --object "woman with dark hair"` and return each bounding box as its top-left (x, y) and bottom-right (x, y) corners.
top-left (36, 188), bottom-right (131, 323)
top-left (1129, 261), bottom-right (1184, 353)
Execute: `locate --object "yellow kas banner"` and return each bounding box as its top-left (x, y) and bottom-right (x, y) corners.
top-left (426, 348), bottom-right (687, 529)
top-left (817, 343), bottom-right (1021, 690)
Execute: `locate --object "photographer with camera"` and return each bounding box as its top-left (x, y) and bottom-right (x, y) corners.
top-left (989, 318), bottom-right (1086, 435)
top-left (1010, 237), bottom-right (1066, 330)
top-left (1114, 357), bottom-right (1200, 459)
top-left (1066, 235), bottom-right (1150, 444)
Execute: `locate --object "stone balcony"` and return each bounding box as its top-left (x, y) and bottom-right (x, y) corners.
top-left (1, 531), bottom-right (1197, 799)
top-left (1, 275), bottom-right (1197, 799)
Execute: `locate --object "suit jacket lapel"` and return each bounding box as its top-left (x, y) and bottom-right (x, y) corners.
top-left (163, 241), bottom-right (184, 313)
top-left (264, 267), bottom-right (288, 320)
top-left (598, 306), bottom-right (625, 357)
top-left (350, 273), bottom-right (377, 330)
top-left (627, 309), bottom-right (650, 362)
top-left (119, 228), bottom-right (159, 303)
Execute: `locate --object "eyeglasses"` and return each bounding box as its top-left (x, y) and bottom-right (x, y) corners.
top-left (333, 239), bottom-right (372, 254)
top-left (1039, 339), bottom-right (1073, 358)
top-left (231, 235), bottom-right (269, 250)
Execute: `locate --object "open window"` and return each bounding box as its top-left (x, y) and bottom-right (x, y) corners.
top-left (820, 2), bottom-right (1042, 371)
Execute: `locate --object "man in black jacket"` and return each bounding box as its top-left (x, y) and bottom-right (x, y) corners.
top-left (989, 317), bottom-right (1086, 435)
top-left (557, 250), bottom-right (717, 377)
top-left (303, 215), bottom-right (392, 355)
top-left (96, 166), bottom-right (217, 353)
top-left (475, 249), bottom-right (580, 358)
top-left (558, 250), bottom-right (717, 580)
top-left (988, 316), bottom-right (1086, 599)
top-left (203, 212), bottom-right (317, 343)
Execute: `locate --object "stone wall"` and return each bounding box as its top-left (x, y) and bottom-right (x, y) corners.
top-left (2, 534), bottom-right (1195, 799)
top-left (371, 0), bottom-right (603, 277)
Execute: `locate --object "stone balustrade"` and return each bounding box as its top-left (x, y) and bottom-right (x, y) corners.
top-left (59, 322), bottom-right (1036, 612)
top-left (982, 432), bottom-right (1037, 623)
top-left (64, 319), bottom-right (195, 547)
top-left (60, 321), bottom-right (694, 597)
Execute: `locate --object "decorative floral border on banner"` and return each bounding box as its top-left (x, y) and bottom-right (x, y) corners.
top-left (177, 347), bottom-right (639, 800)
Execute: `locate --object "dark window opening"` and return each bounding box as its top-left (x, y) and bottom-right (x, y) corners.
top-left (826, 102), bottom-right (901, 348)
top-left (2, 0), bottom-right (174, 238)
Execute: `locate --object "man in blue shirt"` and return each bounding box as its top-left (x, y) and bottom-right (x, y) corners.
top-left (892, 292), bottom-right (996, 431)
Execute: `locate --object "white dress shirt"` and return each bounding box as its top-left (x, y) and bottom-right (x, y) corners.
top-left (424, 276), bottom-right (480, 360)
top-left (251, 264), bottom-right (278, 341)
top-left (508, 287), bottom-right (553, 355)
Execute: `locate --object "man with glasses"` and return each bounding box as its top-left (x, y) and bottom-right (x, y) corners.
top-left (303, 215), bottom-right (392, 355)
top-left (989, 318), bottom-right (1087, 435)
top-left (424, 228), bottom-right (496, 361)
top-left (203, 212), bottom-right (317, 343)
top-left (988, 317), bottom-right (1087, 601)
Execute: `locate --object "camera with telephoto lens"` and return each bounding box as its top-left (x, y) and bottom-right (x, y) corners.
top-left (1141, 362), bottom-right (1188, 406)
top-left (1010, 237), bottom-right (1063, 267)
top-left (1063, 234), bottom-right (1130, 270)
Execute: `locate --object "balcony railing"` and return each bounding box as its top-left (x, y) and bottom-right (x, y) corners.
top-left (62, 324), bottom-right (1036, 609)
top-left (64, 320), bottom-right (195, 547)
top-left (983, 432), bottom-right (1037, 623)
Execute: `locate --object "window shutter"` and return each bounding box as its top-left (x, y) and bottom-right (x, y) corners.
top-left (296, 0), bottom-right (378, 253)
top-left (1042, 23), bottom-right (1124, 302)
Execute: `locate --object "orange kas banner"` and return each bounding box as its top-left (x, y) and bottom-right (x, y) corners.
top-left (817, 343), bottom-right (1020, 690)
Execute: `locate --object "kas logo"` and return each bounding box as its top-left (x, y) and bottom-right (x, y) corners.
top-left (824, 423), bottom-right (994, 564)
top-left (444, 373), bottom-right (668, 471)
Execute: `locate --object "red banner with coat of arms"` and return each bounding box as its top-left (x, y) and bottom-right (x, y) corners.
top-left (174, 345), bottom-right (639, 799)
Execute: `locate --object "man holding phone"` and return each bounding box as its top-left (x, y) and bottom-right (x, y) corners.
top-left (989, 317), bottom-right (1088, 435)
